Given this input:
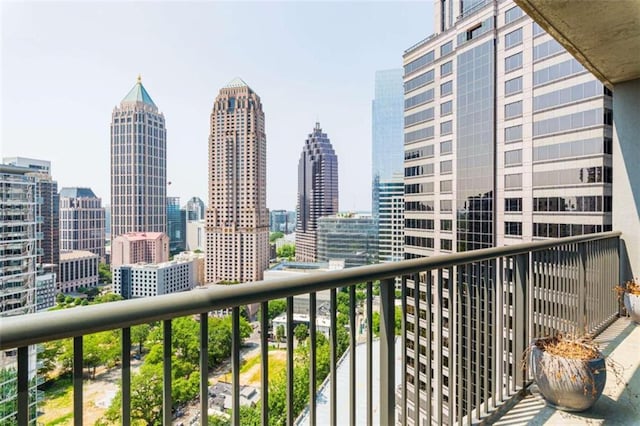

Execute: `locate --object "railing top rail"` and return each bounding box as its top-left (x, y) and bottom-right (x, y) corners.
top-left (0, 232), bottom-right (620, 349)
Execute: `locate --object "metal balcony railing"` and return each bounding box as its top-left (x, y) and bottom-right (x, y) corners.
top-left (0, 232), bottom-right (621, 425)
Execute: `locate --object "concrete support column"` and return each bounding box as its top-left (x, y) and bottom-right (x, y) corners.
top-left (613, 78), bottom-right (640, 281)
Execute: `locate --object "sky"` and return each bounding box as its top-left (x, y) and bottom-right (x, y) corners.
top-left (1, 0), bottom-right (433, 212)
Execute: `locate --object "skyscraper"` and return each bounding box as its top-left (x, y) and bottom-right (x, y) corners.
top-left (59, 187), bottom-right (106, 260)
top-left (402, 0), bottom-right (613, 422)
top-left (110, 76), bottom-right (166, 239)
top-left (206, 78), bottom-right (269, 284)
top-left (0, 164), bottom-right (40, 425)
top-left (371, 70), bottom-right (405, 264)
top-left (295, 123), bottom-right (339, 262)
top-left (185, 196), bottom-right (206, 221)
top-left (167, 196), bottom-right (186, 255)
top-left (3, 158), bottom-right (59, 271)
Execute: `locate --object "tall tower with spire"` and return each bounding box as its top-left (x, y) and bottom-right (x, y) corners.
top-left (295, 122), bottom-right (338, 262)
top-left (206, 78), bottom-right (269, 284)
top-left (110, 76), bottom-right (166, 239)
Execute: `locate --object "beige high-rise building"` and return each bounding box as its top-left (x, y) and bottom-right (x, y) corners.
top-left (110, 76), bottom-right (166, 240)
top-left (206, 78), bottom-right (269, 284)
top-left (111, 232), bottom-right (169, 269)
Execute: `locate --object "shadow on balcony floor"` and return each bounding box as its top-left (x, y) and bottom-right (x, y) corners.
top-left (494, 317), bottom-right (640, 425)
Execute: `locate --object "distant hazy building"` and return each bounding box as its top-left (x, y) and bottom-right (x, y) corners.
top-left (295, 123), bottom-right (339, 263)
top-left (206, 78), bottom-right (269, 284)
top-left (110, 76), bottom-right (166, 239)
top-left (167, 197), bottom-right (186, 255)
top-left (317, 214), bottom-right (377, 268)
top-left (58, 250), bottom-right (99, 293)
top-left (185, 196), bottom-right (206, 221)
top-left (59, 187), bottom-right (106, 260)
top-left (112, 258), bottom-right (196, 299)
top-left (371, 70), bottom-right (405, 266)
top-left (186, 219), bottom-right (206, 252)
top-left (270, 209), bottom-right (296, 233)
top-left (111, 232), bottom-right (169, 269)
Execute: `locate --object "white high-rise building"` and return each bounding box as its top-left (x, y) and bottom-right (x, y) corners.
top-left (59, 187), bottom-right (105, 260)
top-left (206, 78), bottom-right (269, 284)
top-left (110, 76), bottom-right (166, 240)
top-left (402, 0), bottom-right (612, 423)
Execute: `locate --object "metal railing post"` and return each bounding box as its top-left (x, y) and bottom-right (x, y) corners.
top-left (260, 301), bottom-right (269, 426)
top-left (200, 314), bottom-right (209, 426)
top-left (379, 277), bottom-right (396, 425)
top-left (73, 336), bottom-right (83, 425)
top-left (163, 320), bottom-right (172, 425)
top-left (578, 242), bottom-right (587, 335)
top-left (122, 327), bottom-right (131, 426)
top-left (17, 346), bottom-right (29, 424)
top-left (232, 307), bottom-right (240, 425)
top-left (514, 254), bottom-right (529, 390)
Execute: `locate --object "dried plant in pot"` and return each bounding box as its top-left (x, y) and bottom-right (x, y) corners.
top-left (529, 335), bottom-right (606, 411)
top-left (615, 278), bottom-right (640, 324)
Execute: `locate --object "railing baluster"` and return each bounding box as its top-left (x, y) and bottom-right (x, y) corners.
top-left (483, 260), bottom-right (490, 416)
top-left (73, 335), bottom-right (83, 425)
top-left (17, 345), bottom-right (29, 424)
top-left (514, 254), bottom-right (527, 390)
top-left (260, 301), bottom-right (268, 426)
top-left (309, 292), bottom-right (317, 426)
top-left (400, 276), bottom-right (407, 426)
top-left (349, 284), bottom-right (356, 425)
top-left (330, 289), bottom-right (337, 426)
top-left (425, 271), bottom-right (432, 423)
top-left (465, 266), bottom-right (471, 426)
top-left (122, 327), bottom-right (131, 426)
top-left (379, 277), bottom-right (395, 426)
top-left (496, 257), bottom-right (504, 405)
top-left (366, 281), bottom-right (373, 426)
top-left (232, 307), bottom-right (240, 425)
top-left (413, 272), bottom-right (420, 426)
top-left (436, 269), bottom-right (443, 425)
top-left (200, 313), bottom-right (209, 426)
top-left (163, 320), bottom-right (172, 425)
top-left (286, 296), bottom-right (294, 425)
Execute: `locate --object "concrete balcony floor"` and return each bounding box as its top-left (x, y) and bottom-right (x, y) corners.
top-left (494, 318), bottom-right (640, 425)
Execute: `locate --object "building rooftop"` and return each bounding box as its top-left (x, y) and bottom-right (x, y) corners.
top-left (115, 232), bottom-right (166, 242)
top-left (60, 250), bottom-right (98, 260)
top-left (59, 187), bottom-right (97, 199)
top-left (121, 75), bottom-right (157, 107)
top-left (223, 77), bottom-right (249, 89)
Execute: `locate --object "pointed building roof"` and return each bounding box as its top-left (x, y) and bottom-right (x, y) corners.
top-left (224, 77), bottom-right (250, 89)
top-left (121, 75), bottom-right (157, 107)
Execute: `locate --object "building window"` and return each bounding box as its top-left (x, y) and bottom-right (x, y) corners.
top-left (404, 50), bottom-right (435, 75)
top-left (505, 100), bottom-right (523, 119)
top-left (441, 219), bottom-right (453, 231)
top-left (505, 52), bottom-right (523, 73)
top-left (505, 198), bottom-right (522, 212)
top-left (505, 221), bottom-right (522, 236)
top-left (440, 61), bottom-right (453, 77)
top-left (440, 160), bottom-right (452, 174)
top-left (504, 149), bottom-right (522, 166)
top-left (505, 125), bottom-right (522, 143)
top-left (505, 76), bottom-right (522, 96)
top-left (440, 180), bottom-right (452, 193)
top-left (440, 40), bottom-right (453, 56)
top-left (441, 239), bottom-right (453, 251)
top-left (405, 89), bottom-right (435, 110)
top-left (440, 80), bottom-right (453, 96)
top-left (404, 70), bottom-right (435, 93)
top-left (505, 173), bottom-right (522, 189)
top-left (440, 100), bottom-right (453, 116)
top-left (440, 200), bottom-right (452, 212)
top-left (533, 39), bottom-right (563, 61)
top-left (440, 121), bottom-right (453, 135)
top-left (533, 108), bottom-right (603, 137)
top-left (505, 6), bottom-right (523, 24)
top-left (533, 22), bottom-right (545, 37)
top-left (504, 28), bottom-right (523, 49)
top-left (440, 140), bottom-right (452, 154)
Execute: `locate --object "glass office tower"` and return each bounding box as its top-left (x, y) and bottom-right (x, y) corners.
top-left (372, 69), bottom-right (405, 265)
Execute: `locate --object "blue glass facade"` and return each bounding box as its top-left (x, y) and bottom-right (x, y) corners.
top-left (372, 69), bottom-right (404, 222)
top-left (167, 196), bottom-right (186, 255)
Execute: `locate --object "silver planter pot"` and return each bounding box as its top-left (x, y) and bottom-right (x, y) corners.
top-left (623, 292), bottom-right (640, 323)
top-left (530, 341), bottom-right (606, 411)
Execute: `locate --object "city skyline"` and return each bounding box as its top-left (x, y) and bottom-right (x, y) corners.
top-left (1, 1), bottom-right (433, 212)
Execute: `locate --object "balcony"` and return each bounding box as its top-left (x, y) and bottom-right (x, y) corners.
top-left (1, 231), bottom-right (637, 425)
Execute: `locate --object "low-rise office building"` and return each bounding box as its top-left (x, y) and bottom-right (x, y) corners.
top-left (58, 250), bottom-right (99, 293)
top-left (111, 232), bottom-right (169, 268)
top-left (112, 258), bottom-right (196, 299)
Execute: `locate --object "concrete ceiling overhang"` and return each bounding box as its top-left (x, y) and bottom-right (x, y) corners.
top-left (515, 0), bottom-right (640, 88)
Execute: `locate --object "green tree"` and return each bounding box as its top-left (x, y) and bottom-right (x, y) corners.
top-left (293, 324), bottom-right (308, 344)
top-left (258, 299), bottom-right (287, 321)
top-left (105, 363), bottom-right (163, 425)
top-left (275, 324), bottom-right (285, 344)
top-left (98, 262), bottom-right (112, 284)
top-left (38, 340), bottom-right (63, 380)
top-left (276, 243), bottom-right (295, 260)
top-left (93, 293), bottom-right (124, 304)
top-left (131, 323), bottom-right (151, 355)
top-left (269, 231), bottom-right (284, 243)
